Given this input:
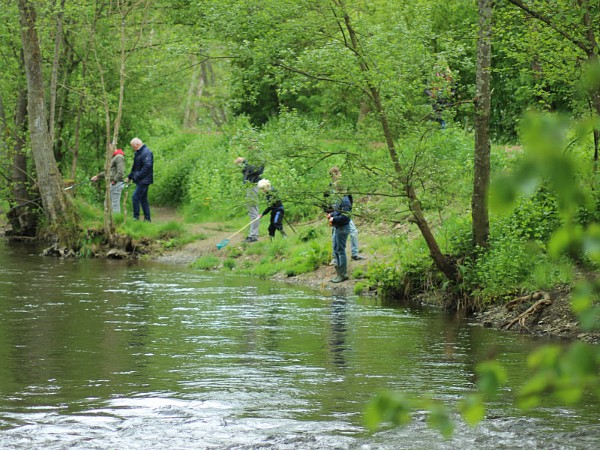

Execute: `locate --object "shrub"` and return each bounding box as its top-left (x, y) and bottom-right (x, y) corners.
top-left (192, 255), bottom-right (220, 270)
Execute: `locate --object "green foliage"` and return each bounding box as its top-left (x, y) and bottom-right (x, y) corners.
top-left (150, 133), bottom-right (209, 206)
top-left (508, 187), bottom-right (561, 242)
top-left (192, 255), bottom-right (221, 270)
top-left (364, 392), bottom-right (453, 439)
top-left (121, 219), bottom-right (184, 241)
top-left (353, 282), bottom-right (367, 295)
top-left (518, 342), bottom-right (600, 409)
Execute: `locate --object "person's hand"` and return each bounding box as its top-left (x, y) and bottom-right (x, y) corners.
top-left (258, 214), bottom-right (263, 218)
top-left (124, 177), bottom-right (129, 183)
top-left (91, 175), bottom-right (98, 182)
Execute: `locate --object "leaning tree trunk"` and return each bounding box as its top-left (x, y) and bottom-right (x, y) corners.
top-left (472, 0), bottom-right (493, 248)
top-left (334, 0), bottom-right (459, 283)
top-left (18, 0), bottom-right (78, 248)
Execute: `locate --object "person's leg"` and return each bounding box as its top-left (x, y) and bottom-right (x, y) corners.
top-left (349, 219), bottom-right (359, 256)
top-left (110, 182), bottom-right (125, 213)
top-left (336, 225), bottom-right (349, 270)
top-left (136, 184), bottom-right (151, 221)
top-left (349, 219), bottom-right (365, 260)
top-left (132, 184), bottom-right (142, 219)
top-left (268, 212), bottom-right (276, 237)
top-left (275, 210), bottom-right (285, 236)
top-left (331, 224), bottom-right (349, 282)
top-left (246, 185), bottom-right (260, 240)
top-left (330, 226), bottom-right (337, 265)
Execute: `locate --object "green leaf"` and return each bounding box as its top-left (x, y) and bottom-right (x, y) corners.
top-left (459, 393), bottom-right (485, 426)
top-left (428, 402), bottom-right (454, 438)
top-left (476, 360), bottom-right (507, 398)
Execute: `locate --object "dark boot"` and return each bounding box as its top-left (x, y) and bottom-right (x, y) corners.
top-left (330, 263), bottom-right (348, 283)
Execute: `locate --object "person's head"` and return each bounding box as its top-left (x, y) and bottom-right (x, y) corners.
top-left (329, 166), bottom-right (341, 181)
top-left (130, 137), bottom-right (143, 151)
top-left (257, 179), bottom-right (271, 192)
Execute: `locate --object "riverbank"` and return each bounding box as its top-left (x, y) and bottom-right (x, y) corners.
top-left (148, 208), bottom-right (599, 345)
top-left (1, 206), bottom-right (597, 344)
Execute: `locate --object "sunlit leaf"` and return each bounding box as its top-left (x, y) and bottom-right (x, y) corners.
top-left (571, 284), bottom-right (593, 314)
top-left (554, 386), bottom-right (583, 404)
top-left (527, 345), bottom-right (562, 369)
top-left (548, 226), bottom-right (583, 259)
top-left (583, 224), bottom-right (600, 263)
top-left (476, 360), bottom-right (507, 398)
top-left (428, 402), bottom-right (453, 438)
top-left (364, 391), bottom-right (415, 431)
top-left (459, 393), bottom-right (485, 426)
top-left (579, 306), bottom-right (600, 331)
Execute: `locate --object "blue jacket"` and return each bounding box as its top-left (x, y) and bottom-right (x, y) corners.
top-left (128, 144), bottom-right (153, 185)
top-left (330, 194), bottom-right (352, 227)
top-left (262, 189), bottom-right (284, 216)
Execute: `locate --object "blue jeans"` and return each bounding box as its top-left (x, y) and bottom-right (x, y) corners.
top-left (132, 183), bottom-right (151, 221)
top-left (332, 219), bottom-right (359, 257)
top-left (333, 224), bottom-right (350, 268)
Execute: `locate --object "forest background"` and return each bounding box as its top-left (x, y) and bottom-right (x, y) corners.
top-left (1, 0), bottom-right (600, 435)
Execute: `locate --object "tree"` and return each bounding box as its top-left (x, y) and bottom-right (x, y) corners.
top-left (472, 0), bottom-right (493, 248)
top-left (330, 0), bottom-right (459, 282)
top-left (17, 0), bottom-right (78, 249)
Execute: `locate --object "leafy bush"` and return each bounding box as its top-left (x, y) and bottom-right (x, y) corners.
top-left (509, 187), bottom-right (561, 242)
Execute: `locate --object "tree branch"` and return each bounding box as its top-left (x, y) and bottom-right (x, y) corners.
top-left (506, 0), bottom-right (590, 54)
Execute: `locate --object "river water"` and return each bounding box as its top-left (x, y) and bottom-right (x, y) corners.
top-left (0, 240), bottom-right (598, 449)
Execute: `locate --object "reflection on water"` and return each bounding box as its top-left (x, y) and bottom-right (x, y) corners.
top-left (0, 241), bottom-right (598, 449)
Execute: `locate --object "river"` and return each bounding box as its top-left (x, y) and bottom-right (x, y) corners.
top-left (0, 240), bottom-right (598, 449)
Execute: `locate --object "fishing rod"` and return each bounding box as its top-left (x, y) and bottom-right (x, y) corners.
top-left (7, 178), bottom-right (95, 212)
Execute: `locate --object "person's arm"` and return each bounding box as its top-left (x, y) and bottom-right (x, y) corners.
top-left (91, 171), bottom-right (105, 182)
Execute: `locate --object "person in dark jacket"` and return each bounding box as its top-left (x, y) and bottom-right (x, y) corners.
top-left (125, 137), bottom-right (154, 222)
top-left (328, 166), bottom-right (365, 262)
top-left (327, 193), bottom-right (352, 283)
top-left (235, 155), bottom-right (264, 242)
top-left (258, 179), bottom-right (286, 239)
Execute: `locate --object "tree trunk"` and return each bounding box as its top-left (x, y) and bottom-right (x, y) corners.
top-left (18, 0), bottom-right (78, 246)
top-left (184, 54), bottom-right (201, 129)
top-left (7, 86), bottom-right (38, 236)
top-left (472, 0), bottom-right (492, 248)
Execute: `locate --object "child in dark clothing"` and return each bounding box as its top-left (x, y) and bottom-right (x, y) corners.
top-left (258, 179), bottom-right (286, 238)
